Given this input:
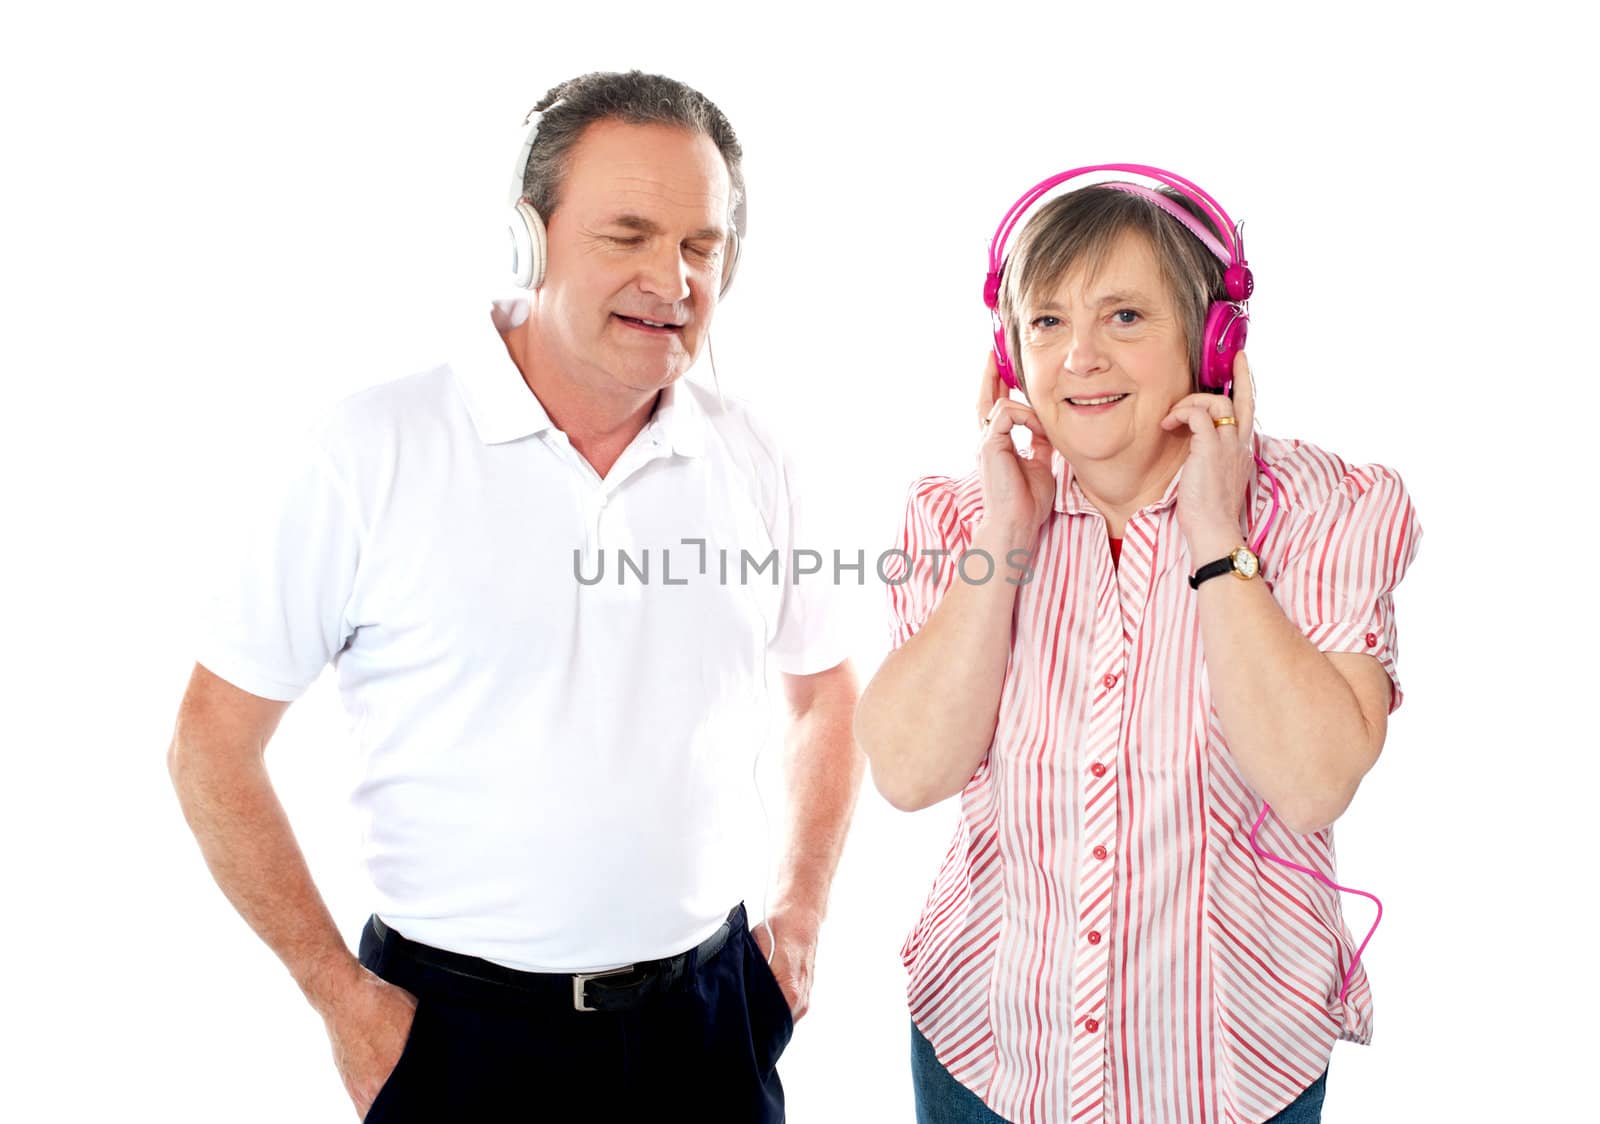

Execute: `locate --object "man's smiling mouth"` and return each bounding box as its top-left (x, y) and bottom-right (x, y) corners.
top-left (615, 314), bottom-right (682, 331)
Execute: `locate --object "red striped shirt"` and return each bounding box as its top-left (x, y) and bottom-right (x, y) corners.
top-left (885, 432), bottom-right (1421, 1124)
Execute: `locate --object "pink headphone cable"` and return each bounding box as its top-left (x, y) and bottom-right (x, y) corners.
top-left (1248, 449), bottom-right (1281, 554)
top-left (1245, 454), bottom-right (1381, 1006)
top-left (1247, 802), bottom-right (1382, 1005)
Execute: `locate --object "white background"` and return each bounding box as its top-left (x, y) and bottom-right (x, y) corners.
top-left (2, 1), bottom-right (1594, 1120)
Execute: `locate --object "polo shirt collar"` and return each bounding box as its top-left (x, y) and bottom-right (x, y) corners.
top-left (453, 299), bottom-right (556, 445)
top-left (648, 379), bottom-right (708, 458)
top-left (456, 299), bottom-right (708, 456)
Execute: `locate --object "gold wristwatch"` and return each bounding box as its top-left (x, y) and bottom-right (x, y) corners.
top-left (1188, 546), bottom-right (1260, 589)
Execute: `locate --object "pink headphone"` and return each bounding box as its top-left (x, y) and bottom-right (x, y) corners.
top-left (984, 164), bottom-right (1253, 393)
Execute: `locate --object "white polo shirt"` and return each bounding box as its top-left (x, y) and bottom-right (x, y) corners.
top-left (197, 299), bottom-right (850, 972)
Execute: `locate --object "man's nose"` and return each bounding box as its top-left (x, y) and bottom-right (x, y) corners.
top-left (637, 242), bottom-right (692, 303)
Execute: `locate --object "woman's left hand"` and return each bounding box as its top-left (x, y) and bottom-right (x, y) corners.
top-left (1159, 351), bottom-right (1257, 560)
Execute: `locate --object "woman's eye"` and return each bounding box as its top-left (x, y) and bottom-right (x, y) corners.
top-left (1112, 309), bottom-right (1141, 325)
top-left (1030, 315), bottom-right (1061, 330)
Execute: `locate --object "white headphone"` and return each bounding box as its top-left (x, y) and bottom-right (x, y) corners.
top-left (507, 105), bottom-right (745, 296)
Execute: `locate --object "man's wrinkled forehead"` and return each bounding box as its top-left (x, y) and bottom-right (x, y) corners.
top-left (560, 121), bottom-right (731, 228)
top-left (590, 167), bottom-right (730, 232)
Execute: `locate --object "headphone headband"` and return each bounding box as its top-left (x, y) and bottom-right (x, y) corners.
top-left (508, 103), bottom-right (557, 208)
top-left (986, 163), bottom-right (1241, 286)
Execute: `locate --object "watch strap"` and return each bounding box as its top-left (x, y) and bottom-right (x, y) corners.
top-left (1188, 556), bottom-right (1236, 589)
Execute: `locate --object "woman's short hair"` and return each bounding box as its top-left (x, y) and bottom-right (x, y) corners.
top-left (997, 185), bottom-right (1228, 393)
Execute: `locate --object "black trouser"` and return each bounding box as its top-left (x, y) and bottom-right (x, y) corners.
top-left (357, 904), bottom-right (792, 1122)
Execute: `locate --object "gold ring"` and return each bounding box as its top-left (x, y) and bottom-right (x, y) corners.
top-left (1213, 417), bottom-right (1238, 428)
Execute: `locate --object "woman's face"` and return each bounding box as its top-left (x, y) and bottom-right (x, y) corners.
top-left (1018, 228), bottom-right (1194, 481)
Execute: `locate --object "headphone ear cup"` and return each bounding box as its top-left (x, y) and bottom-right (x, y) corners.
top-left (997, 351), bottom-right (1021, 392)
top-left (718, 228), bottom-right (741, 298)
top-left (1224, 262), bottom-right (1254, 302)
top-left (508, 201), bottom-right (547, 289)
top-left (1200, 301), bottom-right (1249, 391)
top-left (987, 311), bottom-right (1020, 390)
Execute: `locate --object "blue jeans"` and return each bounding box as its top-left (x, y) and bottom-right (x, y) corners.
top-left (911, 1021), bottom-right (1007, 1123)
top-left (911, 1021), bottom-right (1327, 1123)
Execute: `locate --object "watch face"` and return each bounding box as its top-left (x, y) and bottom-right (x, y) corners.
top-left (1233, 548), bottom-right (1259, 579)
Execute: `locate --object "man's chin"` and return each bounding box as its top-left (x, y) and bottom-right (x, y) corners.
top-left (610, 363), bottom-right (691, 395)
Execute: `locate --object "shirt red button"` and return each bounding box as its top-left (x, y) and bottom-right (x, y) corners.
top-left (1365, 632), bottom-right (1378, 648)
top-left (1087, 930), bottom-right (1101, 944)
top-left (1102, 673), bottom-right (1118, 689)
top-left (1084, 1018), bottom-right (1100, 1033)
top-left (1092, 845), bottom-right (1108, 860)
top-left (1090, 763), bottom-right (1107, 778)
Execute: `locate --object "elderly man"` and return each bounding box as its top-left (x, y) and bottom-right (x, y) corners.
top-left (168, 71), bottom-right (861, 1123)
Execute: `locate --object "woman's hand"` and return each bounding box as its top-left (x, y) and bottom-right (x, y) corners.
top-left (975, 347), bottom-right (1009, 427)
top-left (1160, 351), bottom-right (1257, 560)
top-left (976, 351), bottom-right (1056, 540)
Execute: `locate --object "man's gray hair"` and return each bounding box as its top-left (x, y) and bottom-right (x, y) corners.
top-left (997, 186), bottom-right (1228, 394)
top-left (521, 70), bottom-right (744, 228)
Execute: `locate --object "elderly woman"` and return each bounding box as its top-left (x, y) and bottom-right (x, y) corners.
top-left (855, 169), bottom-right (1420, 1124)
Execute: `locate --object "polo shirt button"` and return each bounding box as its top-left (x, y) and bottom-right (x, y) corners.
top-left (1092, 845), bottom-right (1108, 861)
top-left (1090, 763), bottom-right (1107, 778)
top-left (1102, 673), bottom-right (1118, 689)
top-left (1365, 632), bottom-right (1378, 648)
top-left (1087, 930), bottom-right (1101, 944)
top-left (1084, 1018), bottom-right (1100, 1033)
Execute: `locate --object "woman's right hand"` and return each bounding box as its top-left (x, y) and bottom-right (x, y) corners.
top-left (976, 352), bottom-right (1056, 541)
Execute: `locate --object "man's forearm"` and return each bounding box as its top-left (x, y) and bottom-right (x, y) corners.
top-left (169, 727), bottom-right (358, 1012)
top-left (770, 663), bottom-right (864, 922)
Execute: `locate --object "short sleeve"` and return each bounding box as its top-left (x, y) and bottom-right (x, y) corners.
top-left (193, 442), bottom-right (365, 702)
top-left (884, 476), bottom-right (975, 650)
top-left (1268, 463), bottom-right (1421, 712)
top-left (763, 445), bottom-right (855, 677)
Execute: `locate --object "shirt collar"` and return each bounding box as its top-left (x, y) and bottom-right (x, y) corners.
top-left (647, 379), bottom-right (708, 458)
top-left (454, 298), bottom-right (707, 457)
top-left (452, 299), bottom-right (556, 445)
top-left (1049, 451), bottom-right (1191, 519)
top-left (1050, 432), bottom-right (1266, 520)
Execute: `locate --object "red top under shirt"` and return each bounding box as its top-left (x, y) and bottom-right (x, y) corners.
top-left (884, 432), bottom-right (1421, 1124)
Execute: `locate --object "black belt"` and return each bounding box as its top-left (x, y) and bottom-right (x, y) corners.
top-left (370, 905), bottom-right (741, 1014)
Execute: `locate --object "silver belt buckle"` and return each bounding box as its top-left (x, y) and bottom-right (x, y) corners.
top-left (572, 965), bottom-right (635, 1012)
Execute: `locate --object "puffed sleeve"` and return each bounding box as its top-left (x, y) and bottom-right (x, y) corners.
top-left (884, 475), bottom-right (976, 650)
top-left (1267, 463), bottom-right (1421, 711)
top-left (193, 440), bottom-right (365, 702)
